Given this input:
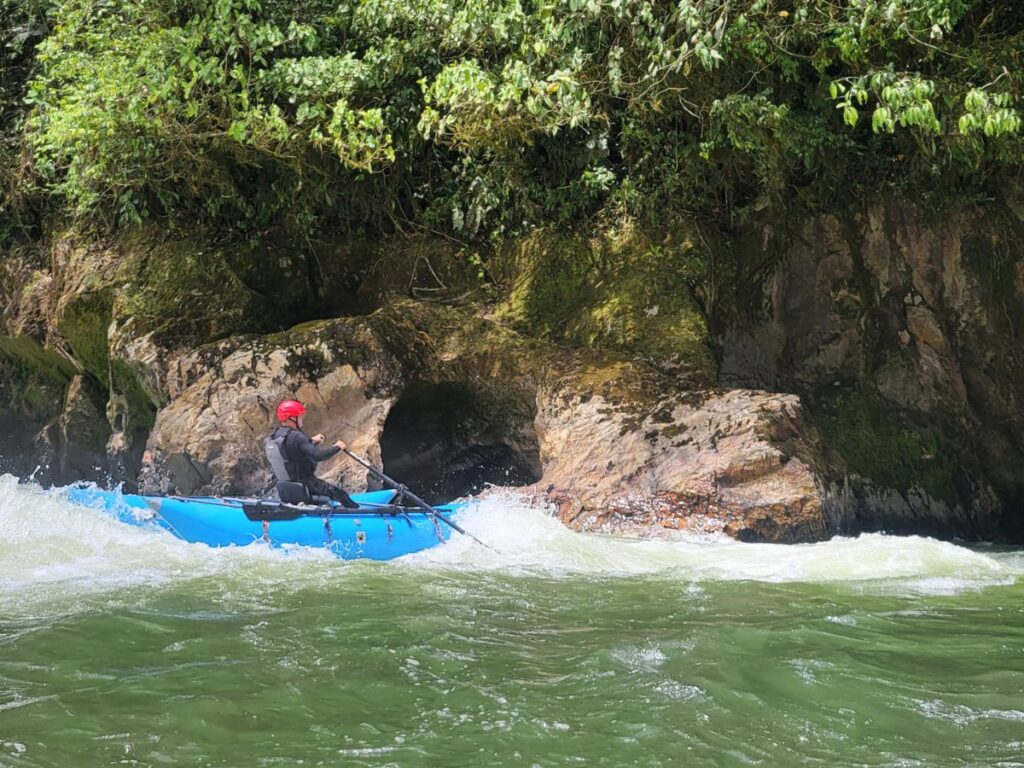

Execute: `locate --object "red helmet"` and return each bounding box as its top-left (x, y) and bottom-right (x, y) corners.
top-left (276, 400), bottom-right (306, 422)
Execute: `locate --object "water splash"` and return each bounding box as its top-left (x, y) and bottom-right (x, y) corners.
top-left (407, 490), bottom-right (1022, 590)
top-left (0, 478), bottom-right (1020, 621)
top-left (0, 475), bottom-right (337, 620)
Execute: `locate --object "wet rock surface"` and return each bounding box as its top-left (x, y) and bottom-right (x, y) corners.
top-left (114, 299), bottom-right (830, 542)
top-left (2, 200), bottom-right (1024, 542)
top-left (718, 201), bottom-right (1024, 540)
top-left (534, 387), bottom-right (830, 543)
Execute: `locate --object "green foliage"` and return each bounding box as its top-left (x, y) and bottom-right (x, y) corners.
top-left (0, 0), bottom-right (51, 243)
top-left (6, 0), bottom-right (1024, 238)
top-left (960, 88), bottom-right (1021, 137)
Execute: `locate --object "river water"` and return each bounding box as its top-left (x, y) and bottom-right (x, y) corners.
top-left (1, 475), bottom-right (1023, 767)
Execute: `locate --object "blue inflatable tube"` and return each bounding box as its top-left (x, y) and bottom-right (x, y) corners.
top-left (66, 485), bottom-right (466, 560)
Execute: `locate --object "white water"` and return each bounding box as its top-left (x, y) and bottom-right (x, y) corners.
top-left (1, 475), bottom-right (1022, 621)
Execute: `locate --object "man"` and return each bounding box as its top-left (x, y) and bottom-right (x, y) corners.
top-left (269, 399), bottom-right (359, 508)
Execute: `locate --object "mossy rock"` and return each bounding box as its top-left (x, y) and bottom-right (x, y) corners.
top-left (494, 225), bottom-right (716, 386)
top-left (814, 389), bottom-right (970, 507)
top-left (57, 287), bottom-right (156, 440)
top-left (58, 289), bottom-right (113, 387)
top-left (110, 356), bottom-right (157, 435)
top-left (114, 239), bottom-right (270, 349)
top-left (112, 230), bottom-right (388, 351)
top-left (0, 336), bottom-right (77, 420)
top-left (355, 236), bottom-right (484, 306)
top-left (495, 230), bottom-right (598, 337)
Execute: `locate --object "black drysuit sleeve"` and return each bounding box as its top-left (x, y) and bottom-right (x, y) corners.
top-left (290, 431), bottom-right (341, 464)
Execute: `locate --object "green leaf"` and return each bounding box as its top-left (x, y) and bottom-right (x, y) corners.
top-left (227, 120), bottom-right (247, 142)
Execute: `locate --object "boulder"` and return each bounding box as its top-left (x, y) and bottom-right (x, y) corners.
top-left (139, 301), bottom-right (834, 542)
top-left (534, 384), bottom-right (831, 542)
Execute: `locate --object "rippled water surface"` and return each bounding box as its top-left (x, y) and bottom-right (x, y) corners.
top-left (2, 476), bottom-right (1023, 767)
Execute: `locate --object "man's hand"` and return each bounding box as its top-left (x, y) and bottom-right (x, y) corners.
top-left (311, 433), bottom-right (325, 444)
top-left (334, 439), bottom-right (347, 451)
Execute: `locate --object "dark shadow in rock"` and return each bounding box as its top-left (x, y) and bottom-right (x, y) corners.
top-left (0, 415), bottom-right (57, 483)
top-left (0, 374), bottom-right (113, 488)
top-left (380, 381), bottom-right (541, 505)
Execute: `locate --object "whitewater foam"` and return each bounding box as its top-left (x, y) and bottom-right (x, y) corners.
top-left (405, 490), bottom-right (1022, 589)
top-left (0, 477), bottom-right (1021, 619)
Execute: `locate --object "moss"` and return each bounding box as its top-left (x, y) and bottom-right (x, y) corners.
top-left (495, 225), bottom-right (716, 385)
top-left (0, 336), bottom-right (77, 384)
top-left (660, 423), bottom-right (687, 440)
top-left (816, 390), bottom-right (966, 506)
top-left (284, 345), bottom-right (332, 382)
top-left (570, 263), bottom-right (711, 378)
top-left (115, 241), bottom-right (255, 349)
top-left (287, 318), bottom-right (335, 335)
top-left (58, 289), bottom-right (113, 386)
top-left (499, 231), bottom-right (598, 338)
top-left (111, 230), bottom-right (382, 351)
top-left (357, 236), bottom-right (482, 307)
top-left (55, 288), bottom-right (157, 437)
top-left (0, 337), bottom-right (76, 421)
top-left (110, 357), bottom-right (157, 433)
top-left (0, 360), bottom-right (62, 421)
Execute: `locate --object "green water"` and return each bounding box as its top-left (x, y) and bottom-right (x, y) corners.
top-left (2, 478), bottom-right (1023, 767)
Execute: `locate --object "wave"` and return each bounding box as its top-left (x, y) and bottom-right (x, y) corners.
top-left (0, 477), bottom-right (1020, 620)
top-left (407, 490), bottom-right (1023, 587)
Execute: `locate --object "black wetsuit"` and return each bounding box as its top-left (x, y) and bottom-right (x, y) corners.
top-left (271, 426), bottom-right (358, 508)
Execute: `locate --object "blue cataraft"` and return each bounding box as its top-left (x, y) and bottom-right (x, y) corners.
top-left (66, 485), bottom-right (469, 560)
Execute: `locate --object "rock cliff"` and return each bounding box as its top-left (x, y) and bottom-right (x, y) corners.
top-left (1, 199), bottom-right (1022, 542)
top-left (719, 201), bottom-right (1022, 539)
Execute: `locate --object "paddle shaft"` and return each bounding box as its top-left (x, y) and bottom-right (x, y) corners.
top-left (342, 449), bottom-right (494, 550)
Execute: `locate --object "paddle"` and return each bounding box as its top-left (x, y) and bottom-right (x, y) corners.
top-left (341, 448), bottom-right (495, 551)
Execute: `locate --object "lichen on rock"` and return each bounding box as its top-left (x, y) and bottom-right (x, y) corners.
top-left (2, 197), bottom-right (1024, 543)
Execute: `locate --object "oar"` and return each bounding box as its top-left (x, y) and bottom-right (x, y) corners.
top-left (342, 448), bottom-right (495, 551)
